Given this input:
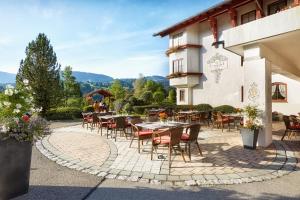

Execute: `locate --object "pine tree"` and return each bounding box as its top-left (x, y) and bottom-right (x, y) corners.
top-left (16, 33), bottom-right (63, 116)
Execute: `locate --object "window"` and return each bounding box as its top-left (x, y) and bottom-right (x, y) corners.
top-left (241, 86), bottom-right (244, 102)
top-left (241, 10), bottom-right (256, 24)
top-left (172, 59), bottom-right (184, 73)
top-left (268, 0), bottom-right (287, 15)
top-left (179, 90), bottom-right (185, 102)
top-left (172, 32), bottom-right (183, 47)
top-left (272, 82), bottom-right (287, 102)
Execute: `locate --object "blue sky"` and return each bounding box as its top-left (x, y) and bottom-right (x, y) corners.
top-left (0, 0), bottom-right (221, 78)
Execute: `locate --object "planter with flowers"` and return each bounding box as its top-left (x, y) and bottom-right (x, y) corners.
top-left (240, 105), bottom-right (262, 150)
top-left (0, 81), bottom-right (50, 199)
top-left (159, 112), bottom-right (168, 124)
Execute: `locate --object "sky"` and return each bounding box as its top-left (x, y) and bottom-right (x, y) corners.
top-left (0, 0), bottom-right (221, 78)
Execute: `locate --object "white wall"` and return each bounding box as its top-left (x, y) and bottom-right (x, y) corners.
top-left (272, 74), bottom-right (300, 115)
top-left (192, 13), bottom-right (244, 107)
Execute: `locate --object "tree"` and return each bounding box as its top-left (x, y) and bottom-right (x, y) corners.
top-left (133, 74), bottom-right (145, 98)
top-left (153, 90), bottom-right (165, 104)
top-left (62, 66), bottom-right (81, 105)
top-left (167, 88), bottom-right (176, 104)
top-left (140, 91), bottom-right (153, 104)
top-left (16, 33), bottom-right (63, 116)
top-left (110, 80), bottom-right (126, 100)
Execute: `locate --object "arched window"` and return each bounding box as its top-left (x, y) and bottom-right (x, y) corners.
top-left (272, 82), bottom-right (287, 102)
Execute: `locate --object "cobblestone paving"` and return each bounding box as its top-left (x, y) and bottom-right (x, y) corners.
top-left (36, 124), bottom-right (299, 186)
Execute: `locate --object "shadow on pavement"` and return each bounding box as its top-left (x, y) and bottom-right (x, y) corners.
top-left (14, 185), bottom-right (300, 200)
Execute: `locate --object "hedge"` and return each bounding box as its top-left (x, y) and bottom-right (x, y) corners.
top-left (132, 104), bottom-right (213, 115)
top-left (213, 105), bottom-right (236, 113)
top-left (46, 107), bottom-right (82, 120)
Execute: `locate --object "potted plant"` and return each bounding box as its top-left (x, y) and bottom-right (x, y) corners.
top-left (240, 105), bottom-right (262, 150)
top-left (0, 81), bottom-right (50, 199)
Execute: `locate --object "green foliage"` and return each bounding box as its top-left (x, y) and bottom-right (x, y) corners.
top-left (113, 99), bottom-right (124, 114)
top-left (140, 91), bottom-right (153, 104)
top-left (46, 107), bottom-right (82, 120)
top-left (16, 33), bottom-right (63, 116)
top-left (195, 104), bottom-right (213, 112)
top-left (62, 66), bottom-right (81, 105)
top-left (243, 105), bottom-right (262, 130)
top-left (110, 80), bottom-right (126, 100)
top-left (213, 105), bottom-right (236, 113)
top-left (83, 105), bottom-right (94, 112)
top-left (153, 90), bottom-right (165, 104)
top-left (123, 103), bottom-right (133, 114)
top-left (133, 74), bottom-right (145, 98)
top-left (132, 105), bottom-right (160, 115)
top-left (167, 88), bottom-right (176, 103)
top-left (66, 97), bottom-right (83, 108)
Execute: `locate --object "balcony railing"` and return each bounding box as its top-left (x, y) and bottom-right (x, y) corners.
top-left (166, 72), bottom-right (203, 79)
top-left (165, 44), bottom-right (202, 56)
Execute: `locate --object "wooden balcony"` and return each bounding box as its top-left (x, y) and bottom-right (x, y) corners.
top-left (165, 44), bottom-right (202, 56)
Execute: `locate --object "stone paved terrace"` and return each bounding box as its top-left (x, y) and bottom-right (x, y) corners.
top-left (36, 123), bottom-right (299, 186)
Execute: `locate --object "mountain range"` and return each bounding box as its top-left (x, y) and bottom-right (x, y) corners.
top-left (0, 71), bottom-right (168, 85)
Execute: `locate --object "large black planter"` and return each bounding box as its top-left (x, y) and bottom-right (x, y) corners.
top-left (240, 128), bottom-right (259, 150)
top-left (0, 138), bottom-right (32, 200)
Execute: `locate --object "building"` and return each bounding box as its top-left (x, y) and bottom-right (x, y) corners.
top-left (154, 0), bottom-right (300, 147)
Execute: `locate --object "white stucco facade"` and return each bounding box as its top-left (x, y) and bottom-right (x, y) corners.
top-left (161, 1), bottom-right (300, 116)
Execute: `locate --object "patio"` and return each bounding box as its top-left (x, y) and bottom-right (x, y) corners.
top-left (36, 123), bottom-right (299, 186)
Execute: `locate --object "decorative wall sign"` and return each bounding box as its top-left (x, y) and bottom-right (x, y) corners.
top-left (207, 53), bottom-right (228, 83)
top-left (248, 82), bottom-right (260, 103)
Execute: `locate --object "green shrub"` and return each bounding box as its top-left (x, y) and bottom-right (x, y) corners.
top-left (123, 103), bottom-right (133, 114)
top-left (194, 104), bottom-right (213, 112)
top-left (46, 107), bottom-right (82, 120)
top-left (83, 105), bottom-right (94, 112)
top-left (213, 105), bottom-right (236, 113)
top-left (66, 97), bottom-right (83, 108)
top-left (132, 105), bottom-right (160, 115)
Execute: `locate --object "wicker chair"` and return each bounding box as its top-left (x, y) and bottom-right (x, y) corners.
top-left (213, 112), bottom-right (234, 132)
top-left (281, 115), bottom-right (300, 141)
top-left (174, 112), bottom-right (187, 122)
top-left (82, 112), bottom-right (93, 129)
top-left (108, 117), bottom-right (127, 141)
top-left (180, 124), bottom-right (202, 160)
top-left (97, 117), bottom-right (110, 136)
top-left (151, 127), bottom-right (186, 168)
top-left (130, 121), bottom-right (153, 153)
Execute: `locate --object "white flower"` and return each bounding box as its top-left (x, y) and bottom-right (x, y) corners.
top-left (16, 104), bottom-right (22, 109)
top-left (13, 109), bottom-right (20, 114)
top-left (14, 89), bottom-right (19, 94)
top-left (3, 101), bottom-right (11, 107)
top-left (4, 89), bottom-right (14, 96)
top-left (13, 117), bottom-right (19, 123)
top-left (23, 79), bottom-right (29, 85)
top-left (25, 98), bottom-right (31, 103)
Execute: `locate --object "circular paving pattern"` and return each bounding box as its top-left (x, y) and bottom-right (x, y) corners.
top-left (36, 125), bottom-right (298, 186)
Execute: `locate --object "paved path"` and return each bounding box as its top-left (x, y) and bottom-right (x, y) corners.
top-left (36, 124), bottom-right (298, 186)
top-left (16, 122), bottom-right (300, 200)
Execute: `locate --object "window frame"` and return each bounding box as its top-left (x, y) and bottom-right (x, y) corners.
top-left (179, 89), bottom-right (185, 102)
top-left (172, 32), bottom-right (183, 47)
top-left (172, 58), bottom-right (184, 74)
top-left (268, 0), bottom-right (288, 15)
top-left (241, 10), bottom-right (256, 25)
top-left (272, 82), bottom-right (288, 103)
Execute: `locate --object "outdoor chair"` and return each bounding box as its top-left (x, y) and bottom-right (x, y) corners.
top-left (97, 117), bottom-right (110, 136)
top-left (108, 116), bottom-right (127, 141)
top-left (174, 112), bottom-right (187, 122)
top-left (190, 113), bottom-right (201, 123)
top-left (151, 127), bottom-right (186, 168)
top-left (130, 121), bottom-right (153, 153)
top-left (90, 113), bottom-right (100, 130)
top-left (82, 112), bottom-right (93, 129)
top-left (281, 115), bottom-right (300, 141)
top-left (213, 112), bottom-right (234, 132)
top-left (180, 123), bottom-right (202, 160)
top-left (148, 115), bottom-right (159, 122)
top-left (199, 112), bottom-right (212, 126)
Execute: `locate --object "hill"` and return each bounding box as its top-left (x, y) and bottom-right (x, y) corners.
top-left (0, 71), bottom-right (16, 83)
top-left (72, 71), bottom-right (113, 83)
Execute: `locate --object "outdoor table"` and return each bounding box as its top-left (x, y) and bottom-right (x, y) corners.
top-left (136, 121), bottom-right (188, 131)
top-left (178, 110), bottom-right (200, 115)
top-left (99, 115), bottom-right (133, 120)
